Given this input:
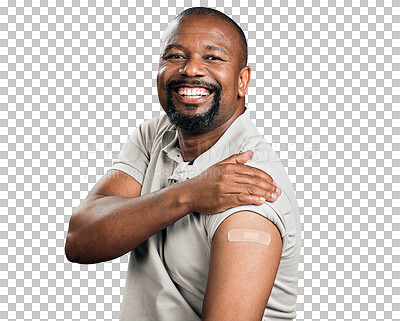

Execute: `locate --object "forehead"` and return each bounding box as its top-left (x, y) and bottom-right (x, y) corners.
top-left (161, 15), bottom-right (240, 53)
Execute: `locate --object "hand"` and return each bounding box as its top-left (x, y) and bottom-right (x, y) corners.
top-left (185, 150), bottom-right (281, 215)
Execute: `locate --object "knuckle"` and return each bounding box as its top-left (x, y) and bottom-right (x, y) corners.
top-left (247, 184), bottom-right (256, 195)
top-left (252, 176), bottom-right (260, 185)
top-left (237, 193), bottom-right (246, 203)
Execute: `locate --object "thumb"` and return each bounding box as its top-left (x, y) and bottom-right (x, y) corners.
top-left (219, 150), bottom-right (253, 164)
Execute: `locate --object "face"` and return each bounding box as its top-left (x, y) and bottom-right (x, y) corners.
top-left (157, 15), bottom-right (250, 133)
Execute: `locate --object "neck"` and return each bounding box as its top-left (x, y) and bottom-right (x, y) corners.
top-left (177, 105), bottom-right (245, 162)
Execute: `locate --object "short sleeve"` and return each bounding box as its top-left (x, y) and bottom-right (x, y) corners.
top-left (203, 189), bottom-right (294, 253)
top-left (111, 121), bottom-right (152, 185)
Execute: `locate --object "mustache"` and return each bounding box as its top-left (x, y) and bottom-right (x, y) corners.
top-left (166, 79), bottom-right (221, 93)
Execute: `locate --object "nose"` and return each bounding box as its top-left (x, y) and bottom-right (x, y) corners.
top-left (179, 56), bottom-right (206, 77)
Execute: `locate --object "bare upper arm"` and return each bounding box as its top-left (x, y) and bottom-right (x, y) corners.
top-left (85, 169), bottom-right (142, 201)
top-left (202, 211), bottom-right (282, 321)
top-left (66, 170), bottom-right (144, 263)
top-left (68, 169), bottom-right (142, 232)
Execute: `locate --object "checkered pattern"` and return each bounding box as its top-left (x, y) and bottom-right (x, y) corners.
top-left (1, 0), bottom-right (399, 320)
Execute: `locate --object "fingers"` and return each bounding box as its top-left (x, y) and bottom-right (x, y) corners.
top-left (219, 150), bottom-right (253, 165)
top-left (218, 153), bottom-right (274, 188)
top-left (231, 164), bottom-right (274, 185)
top-left (234, 174), bottom-right (280, 195)
top-left (239, 182), bottom-right (280, 202)
top-left (205, 155), bottom-right (282, 209)
top-left (229, 193), bottom-right (266, 207)
top-left (227, 165), bottom-right (282, 201)
top-left (228, 184), bottom-right (281, 206)
top-left (217, 162), bottom-right (280, 202)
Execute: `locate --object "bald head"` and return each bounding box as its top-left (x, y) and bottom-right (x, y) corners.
top-left (161, 7), bottom-right (248, 69)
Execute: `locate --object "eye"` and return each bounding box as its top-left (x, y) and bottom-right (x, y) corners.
top-left (164, 54), bottom-right (185, 60)
top-left (205, 55), bottom-right (222, 61)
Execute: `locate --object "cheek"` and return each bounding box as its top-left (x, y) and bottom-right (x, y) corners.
top-left (212, 68), bottom-right (237, 90)
top-left (219, 73), bottom-right (239, 100)
top-left (156, 71), bottom-right (167, 107)
top-left (157, 64), bottom-right (174, 89)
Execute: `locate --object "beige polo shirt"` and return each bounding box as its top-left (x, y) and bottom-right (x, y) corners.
top-left (112, 109), bottom-right (301, 321)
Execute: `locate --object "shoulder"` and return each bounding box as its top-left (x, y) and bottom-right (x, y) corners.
top-left (222, 124), bottom-right (301, 256)
top-left (124, 114), bottom-right (176, 155)
top-left (131, 113), bottom-right (174, 141)
top-left (242, 132), bottom-right (301, 257)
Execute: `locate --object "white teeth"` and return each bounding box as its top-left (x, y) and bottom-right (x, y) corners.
top-left (177, 87), bottom-right (211, 97)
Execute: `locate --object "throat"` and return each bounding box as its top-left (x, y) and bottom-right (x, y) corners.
top-left (177, 127), bottom-right (227, 161)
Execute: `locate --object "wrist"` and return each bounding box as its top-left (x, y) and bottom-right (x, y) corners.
top-left (171, 178), bottom-right (196, 214)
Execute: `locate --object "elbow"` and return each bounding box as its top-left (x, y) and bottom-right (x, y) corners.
top-left (65, 208), bottom-right (101, 264)
top-left (65, 232), bottom-right (80, 263)
top-left (65, 231), bottom-right (90, 264)
top-left (65, 211), bottom-right (86, 263)
top-left (65, 232), bottom-right (98, 264)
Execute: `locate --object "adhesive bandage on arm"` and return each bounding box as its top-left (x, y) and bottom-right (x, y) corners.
top-left (227, 229), bottom-right (271, 246)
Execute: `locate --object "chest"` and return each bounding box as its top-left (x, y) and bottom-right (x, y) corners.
top-left (163, 213), bottom-right (211, 294)
top-left (141, 149), bottom-right (213, 295)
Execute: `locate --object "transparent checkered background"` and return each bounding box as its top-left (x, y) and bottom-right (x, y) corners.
top-left (1, 0), bottom-right (399, 320)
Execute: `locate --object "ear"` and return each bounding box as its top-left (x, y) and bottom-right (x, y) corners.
top-left (238, 66), bottom-right (251, 98)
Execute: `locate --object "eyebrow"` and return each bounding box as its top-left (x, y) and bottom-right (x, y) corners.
top-left (162, 43), bottom-right (229, 56)
top-left (163, 44), bottom-right (184, 54)
top-left (205, 45), bottom-right (228, 55)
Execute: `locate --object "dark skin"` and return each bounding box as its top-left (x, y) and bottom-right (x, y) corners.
top-left (65, 15), bottom-right (282, 320)
top-left (157, 15), bottom-right (249, 160)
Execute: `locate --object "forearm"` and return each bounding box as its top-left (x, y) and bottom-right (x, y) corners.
top-left (65, 182), bottom-right (192, 264)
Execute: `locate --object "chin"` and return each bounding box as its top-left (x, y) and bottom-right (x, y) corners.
top-left (165, 83), bottom-right (222, 132)
top-left (166, 101), bottom-right (220, 131)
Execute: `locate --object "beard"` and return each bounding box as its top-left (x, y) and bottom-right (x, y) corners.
top-left (165, 80), bottom-right (222, 131)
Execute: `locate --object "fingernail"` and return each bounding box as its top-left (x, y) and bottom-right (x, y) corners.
top-left (271, 194), bottom-right (277, 200)
top-left (259, 197), bottom-right (265, 202)
top-left (276, 187), bottom-right (281, 194)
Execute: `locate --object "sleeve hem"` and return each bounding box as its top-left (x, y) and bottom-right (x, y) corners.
top-left (110, 163), bottom-right (145, 186)
top-left (205, 204), bottom-right (288, 250)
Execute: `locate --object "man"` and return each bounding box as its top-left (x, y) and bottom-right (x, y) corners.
top-left (65, 7), bottom-right (301, 321)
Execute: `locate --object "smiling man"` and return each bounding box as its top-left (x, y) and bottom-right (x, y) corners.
top-left (65, 7), bottom-right (300, 321)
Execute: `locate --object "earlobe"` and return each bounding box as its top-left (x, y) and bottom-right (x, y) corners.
top-left (238, 66), bottom-right (251, 97)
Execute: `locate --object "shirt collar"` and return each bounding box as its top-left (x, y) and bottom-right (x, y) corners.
top-left (161, 128), bottom-right (178, 153)
top-left (161, 107), bottom-right (258, 167)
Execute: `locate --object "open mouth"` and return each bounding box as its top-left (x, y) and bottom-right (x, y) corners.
top-left (173, 86), bottom-right (214, 103)
top-left (176, 86), bottom-right (211, 97)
